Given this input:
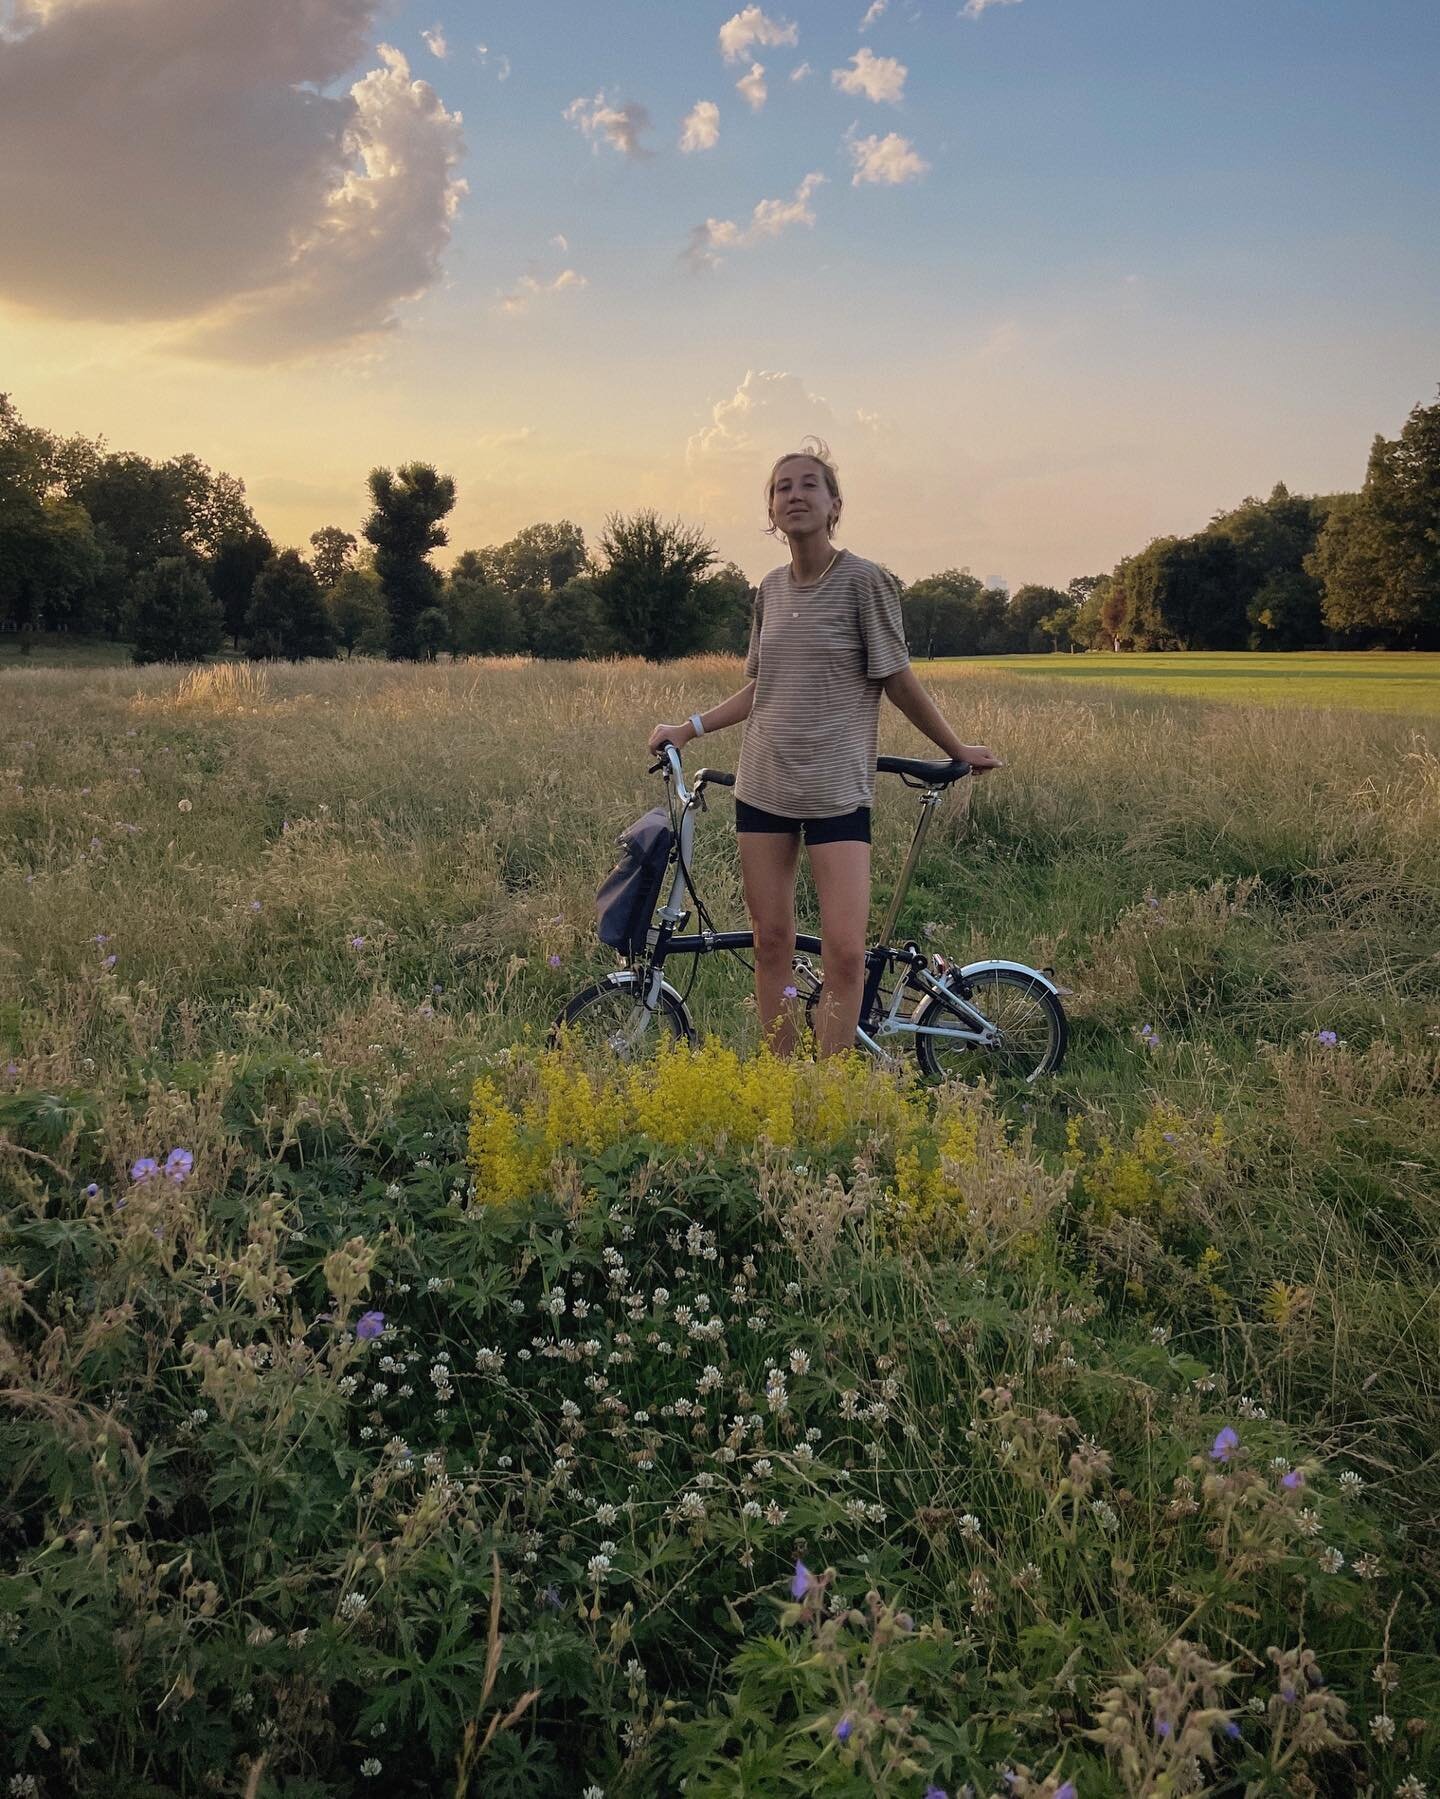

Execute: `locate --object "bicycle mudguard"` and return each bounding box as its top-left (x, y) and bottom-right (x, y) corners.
top-left (598, 968), bottom-right (697, 1025)
top-left (952, 959), bottom-right (1067, 999)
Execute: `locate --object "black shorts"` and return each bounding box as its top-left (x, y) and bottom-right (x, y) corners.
top-left (734, 798), bottom-right (872, 846)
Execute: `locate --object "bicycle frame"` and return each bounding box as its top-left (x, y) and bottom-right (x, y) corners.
top-left (615, 746), bottom-right (1063, 1061)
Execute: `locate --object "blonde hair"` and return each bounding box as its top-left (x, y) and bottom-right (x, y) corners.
top-left (764, 437), bottom-right (843, 539)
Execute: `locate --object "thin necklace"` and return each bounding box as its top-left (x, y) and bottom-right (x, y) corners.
top-left (790, 548), bottom-right (840, 589)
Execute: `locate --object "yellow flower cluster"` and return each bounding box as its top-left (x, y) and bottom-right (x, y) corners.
top-left (469, 1039), bottom-right (963, 1211)
top-left (1067, 1103), bottom-right (1227, 1231)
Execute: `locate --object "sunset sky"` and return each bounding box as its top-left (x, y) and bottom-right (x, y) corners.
top-left (3, 0), bottom-right (1437, 588)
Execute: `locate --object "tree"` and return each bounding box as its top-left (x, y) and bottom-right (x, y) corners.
top-left (208, 530), bottom-right (275, 647)
top-left (165, 453), bottom-right (259, 559)
top-left (127, 558), bottom-right (224, 665)
top-left (310, 526), bottom-right (358, 591)
top-left (902, 569), bottom-right (983, 657)
top-left (414, 607), bottom-right (450, 661)
top-left (1310, 396), bottom-right (1440, 648)
top-left (0, 491), bottom-right (102, 633)
top-left (70, 452), bottom-right (190, 583)
top-left (1127, 534), bottom-right (1244, 650)
top-left (245, 550), bottom-right (337, 660)
top-left (444, 572), bottom-right (521, 655)
top-left (531, 577), bottom-right (604, 660)
top-left (326, 567), bottom-right (389, 657)
top-left (1098, 570), bottom-right (1131, 651)
top-left (698, 561), bottom-right (755, 655)
top-left (1206, 482), bottom-right (1327, 649)
top-left (362, 463), bottom-right (456, 661)
top-left (1007, 584), bottom-right (1069, 654)
top-left (593, 511), bottom-right (716, 660)
top-left (483, 521), bottom-right (589, 594)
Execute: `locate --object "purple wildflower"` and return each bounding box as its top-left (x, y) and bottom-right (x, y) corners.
top-left (5, 1062), bottom-right (18, 1079)
top-left (1210, 1425), bottom-right (1240, 1462)
top-left (924, 1788), bottom-right (948, 1799)
top-left (130, 1157), bottom-right (158, 1183)
top-left (355, 1310), bottom-right (385, 1341)
top-left (93, 933), bottom-right (110, 944)
top-left (250, 900), bottom-right (262, 912)
top-left (1282, 1469), bottom-right (1303, 1490)
top-left (1280, 1685), bottom-right (1297, 1705)
top-left (164, 1148), bottom-right (193, 1183)
top-left (790, 1560), bottom-right (812, 1600)
top-left (1056, 1785), bottom-right (1077, 1799)
top-left (350, 935), bottom-right (366, 950)
top-left (1224, 1719), bottom-right (1242, 1739)
top-left (84, 1182), bottom-right (99, 1198)
top-left (896, 1612), bottom-right (914, 1633)
top-left (833, 1716), bottom-right (853, 1743)
top-left (1155, 1718), bottom-right (1172, 1738)
top-left (102, 954), bottom-right (117, 970)
top-left (547, 954), bottom-right (562, 969)
top-left (1315, 1029), bottom-right (1338, 1047)
top-left (782, 984), bottom-right (798, 1000)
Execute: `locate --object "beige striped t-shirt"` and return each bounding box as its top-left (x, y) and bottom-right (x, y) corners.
top-left (735, 550), bottom-right (910, 818)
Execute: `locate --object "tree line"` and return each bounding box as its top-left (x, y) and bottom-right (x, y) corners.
top-left (2, 389), bottom-right (1436, 663)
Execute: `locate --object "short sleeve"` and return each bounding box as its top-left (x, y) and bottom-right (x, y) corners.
top-left (858, 567), bottom-right (909, 680)
top-left (743, 589), bottom-right (764, 680)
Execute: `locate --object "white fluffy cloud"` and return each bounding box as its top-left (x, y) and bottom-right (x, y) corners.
top-left (497, 268), bottom-right (588, 315)
top-left (687, 369), bottom-right (835, 471)
top-left (848, 131), bottom-right (929, 186)
top-left (718, 6), bottom-right (797, 63)
top-left (0, 2), bottom-right (467, 362)
top-left (564, 91), bottom-right (654, 158)
top-left (685, 174), bottom-right (824, 271)
top-left (832, 47), bottom-right (907, 103)
top-left (736, 62), bottom-right (767, 111)
top-left (961, 0), bottom-right (1022, 16)
top-left (421, 23), bottom-right (447, 58)
top-left (679, 100), bottom-right (720, 152)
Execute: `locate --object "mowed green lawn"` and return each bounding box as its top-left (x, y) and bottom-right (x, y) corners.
top-left (926, 649), bottom-right (1440, 715)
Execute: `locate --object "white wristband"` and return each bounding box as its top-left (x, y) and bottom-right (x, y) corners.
top-left (689, 712), bottom-right (705, 738)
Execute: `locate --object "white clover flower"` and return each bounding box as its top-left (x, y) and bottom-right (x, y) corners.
top-left (339, 1591), bottom-right (369, 1619)
top-left (741, 1500), bottom-right (762, 1520)
top-left (594, 1502), bottom-right (620, 1527)
top-left (765, 1502), bottom-right (787, 1526)
top-left (752, 1457), bottom-right (773, 1478)
top-left (1339, 1470), bottom-right (1365, 1497)
top-left (678, 1491), bottom-right (707, 1520)
top-left (476, 1347), bottom-right (505, 1373)
top-left (1318, 1545), bottom-right (1346, 1573)
top-left (1370, 1714), bottom-right (1396, 1745)
top-left (586, 1553), bottom-right (611, 1580)
top-left (1296, 1508), bottom-right (1323, 1537)
top-left (789, 1349), bottom-right (811, 1376)
top-left (1090, 1500), bottom-right (1120, 1533)
top-left (582, 1786), bottom-right (605, 1799)
top-left (845, 1497), bottom-right (867, 1521)
top-left (838, 1390), bottom-right (860, 1418)
top-left (360, 1758), bottom-right (381, 1777)
top-left (958, 1513), bottom-right (982, 1539)
top-left (793, 1442), bottom-right (814, 1463)
top-left (1150, 1324), bottom-right (1171, 1345)
top-left (561, 1399), bottom-right (581, 1420)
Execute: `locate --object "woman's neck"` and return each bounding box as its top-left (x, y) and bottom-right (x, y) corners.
top-left (788, 533), bottom-right (838, 584)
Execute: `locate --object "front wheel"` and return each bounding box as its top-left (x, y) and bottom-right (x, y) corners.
top-left (550, 973), bottom-right (695, 1062)
top-left (912, 968), bottom-right (1067, 1084)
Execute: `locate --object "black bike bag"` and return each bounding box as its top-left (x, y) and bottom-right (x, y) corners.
top-left (596, 805), bottom-right (674, 959)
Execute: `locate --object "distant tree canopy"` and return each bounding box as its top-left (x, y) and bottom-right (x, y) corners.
top-left (127, 558), bottom-right (224, 666)
top-left (309, 526), bottom-right (357, 592)
top-left (593, 511), bottom-right (717, 661)
top-left (362, 463), bottom-right (455, 662)
top-left (246, 550), bottom-right (336, 661)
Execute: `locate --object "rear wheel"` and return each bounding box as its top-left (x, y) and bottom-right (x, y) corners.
top-left (912, 968), bottom-right (1066, 1084)
top-left (550, 974), bottom-right (694, 1062)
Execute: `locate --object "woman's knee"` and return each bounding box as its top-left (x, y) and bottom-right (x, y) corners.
top-left (823, 940), bottom-right (866, 987)
top-left (751, 913), bottom-right (796, 962)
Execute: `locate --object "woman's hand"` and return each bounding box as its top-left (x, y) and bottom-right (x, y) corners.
top-left (958, 743), bottom-right (1003, 773)
top-left (647, 721), bottom-right (695, 753)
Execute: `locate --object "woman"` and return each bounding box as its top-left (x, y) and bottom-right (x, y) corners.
top-left (648, 439), bottom-right (1001, 1056)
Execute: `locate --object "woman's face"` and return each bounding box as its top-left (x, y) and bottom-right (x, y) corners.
top-left (770, 457), bottom-right (838, 538)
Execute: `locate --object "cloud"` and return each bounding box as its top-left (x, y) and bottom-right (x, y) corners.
top-left (860, 0), bottom-right (889, 26)
top-left (497, 268), bottom-right (588, 315)
top-left (551, 233), bottom-right (569, 252)
top-left (848, 131), bottom-right (929, 185)
top-left (831, 47), bottom-right (907, 103)
top-left (790, 60), bottom-right (812, 80)
top-left (736, 62), bottom-right (767, 111)
top-left (679, 100), bottom-right (720, 152)
top-left (0, 4), bottom-right (467, 362)
top-left (718, 6), bottom-right (797, 63)
top-left (684, 174), bottom-right (824, 271)
top-left (687, 369), bottom-right (836, 470)
top-left (564, 91), bottom-right (654, 158)
top-left (421, 23), bottom-right (446, 58)
top-left (961, 0), bottom-right (1021, 16)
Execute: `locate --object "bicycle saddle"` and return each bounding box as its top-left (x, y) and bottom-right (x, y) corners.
top-left (876, 756), bottom-right (971, 784)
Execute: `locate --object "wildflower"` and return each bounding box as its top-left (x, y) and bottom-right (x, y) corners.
top-left (338, 1591), bottom-right (368, 1619)
top-left (593, 1502), bottom-right (620, 1527)
top-left (359, 1760), bottom-right (381, 1777)
top-left (1056, 1786), bottom-right (1077, 1799)
top-left (350, 935), bottom-right (366, 949)
top-left (582, 1787), bottom-right (605, 1799)
top-left (1339, 1469), bottom-right (1364, 1497)
top-left (782, 984), bottom-right (798, 999)
top-left (1318, 1545), bottom-right (1345, 1574)
top-left (1315, 1029), bottom-right (1338, 1046)
top-left (742, 1500), bottom-right (762, 1520)
top-left (834, 1716), bottom-right (853, 1743)
top-left (356, 1311), bottom-right (386, 1341)
top-left (1371, 1714), bottom-right (1396, 1745)
top-left (924, 1789), bottom-right (948, 1799)
top-left (83, 1182), bottom-right (99, 1198)
top-left (250, 899), bottom-right (262, 911)
top-left (130, 1157), bottom-right (158, 1183)
top-left (789, 1348), bottom-right (811, 1375)
top-left (586, 1553), bottom-right (611, 1580)
top-left (548, 953), bottom-right (563, 969)
top-left (1210, 1425), bottom-right (1240, 1461)
top-left (1282, 1469), bottom-right (1304, 1490)
top-left (958, 1513), bottom-right (981, 1539)
top-left (791, 1560), bottom-right (812, 1599)
top-left (1394, 1781), bottom-right (1428, 1799)
top-left (102, 954), bottom-right (117, 969)
top-left (177, 798), bottom-right (192, 813)
top-left (164, 1147), bottom-right (193, 1183)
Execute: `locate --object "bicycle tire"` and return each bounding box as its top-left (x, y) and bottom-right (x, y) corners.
top-left (550, 973), bottom-right (695, 1061)
top-left (912, 968), bottom-right (1067, 1084)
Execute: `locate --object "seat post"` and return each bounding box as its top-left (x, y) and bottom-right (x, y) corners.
top-left (874, 788), bottom-right (941, 947)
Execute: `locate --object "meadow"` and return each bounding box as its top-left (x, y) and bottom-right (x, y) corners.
top-left (1, 654), bottom-right (1437, 1798)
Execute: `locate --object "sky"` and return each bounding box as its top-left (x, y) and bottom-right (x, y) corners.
top-left (2, 0), bottom-right (1438, 589)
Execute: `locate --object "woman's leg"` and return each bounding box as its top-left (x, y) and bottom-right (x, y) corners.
top-left (738, 828), bottom-right (802, 1053)
top-left (807, 838), bottom-right (872, 1057)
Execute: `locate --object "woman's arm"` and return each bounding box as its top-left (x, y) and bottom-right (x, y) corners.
top-left (881, 666), bottom-right (1002, 771)
top-left (647, 680), bottom-right (755, 753)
